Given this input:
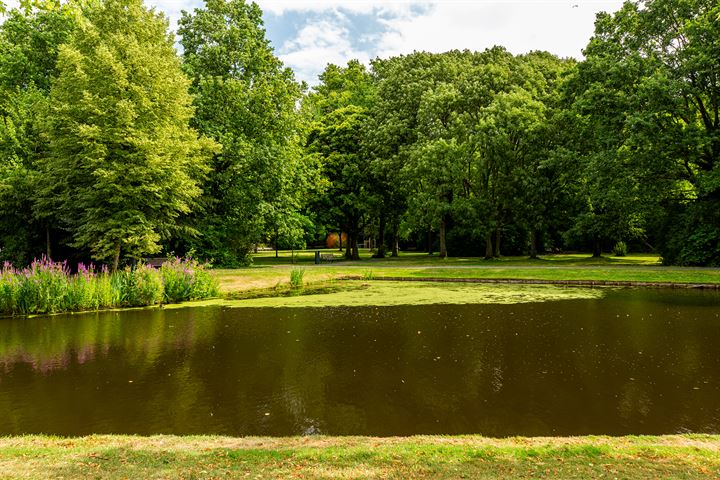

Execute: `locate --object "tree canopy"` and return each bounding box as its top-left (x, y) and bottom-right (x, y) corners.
top-left (37, 0), bottom-right (215, 270)
top-left (0, 0), bottom-right (718, 267)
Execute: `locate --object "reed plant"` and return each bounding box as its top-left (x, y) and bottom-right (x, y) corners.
top-left (290, 268), bottom-right (305, 288)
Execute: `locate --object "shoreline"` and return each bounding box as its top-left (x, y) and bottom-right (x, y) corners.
top-left (1, 434), bottom-right (718, 479)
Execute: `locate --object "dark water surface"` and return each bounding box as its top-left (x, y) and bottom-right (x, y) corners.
top-left (1, 288), bottom-right (719, 437)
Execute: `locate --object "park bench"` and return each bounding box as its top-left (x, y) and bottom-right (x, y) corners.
top-left (320, 253), bottom-right (339, 263)
top-left (144, 257), bottom-right (171, 267)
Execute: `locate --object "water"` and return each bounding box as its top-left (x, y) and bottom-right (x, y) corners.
top-left (0, 288), bottom-right (719, 436)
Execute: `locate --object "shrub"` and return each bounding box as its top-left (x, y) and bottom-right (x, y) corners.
top-left (113, 264), bottom-right (164, 307)
top-left (12, 257), bottom-right (70, 314)
top-left (612, 241), bottom-right (628, 257)
top-left (290, 268), bottom-right (305, 288)
top-left (0, 263), bottom-right (18, 314)
top-left (160, 257), bottom-right (219, 303)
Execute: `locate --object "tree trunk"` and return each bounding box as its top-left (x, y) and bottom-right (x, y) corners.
top-left (427, 229), bottom-right (433, 255)
top-left (494, 228), bottom-right (501, 258)
top-left (345, 222), bottom-right (354, 260)
top-left (375, 215), bottom-right (387, 258)
top-left (439, 217), bottom-right (447, 258)
top-left (485, 234), bottom-right (494, 260)
top-left (529, 229), bottom-right (538, 259)
top-left (112, 243), bottom-right (121, 272)
top-left (275, 227), bottom-right (279, 258)
top-left (339, 231), bottom-right (343, 251)
top-left (391, 226), bottom-right (399, 257)
top-left (593, 236), bottom-right (602, 258)
top-left (46, 225), bottom-right (51, 260)
top-left (352, 236), bottom-right (359, 260)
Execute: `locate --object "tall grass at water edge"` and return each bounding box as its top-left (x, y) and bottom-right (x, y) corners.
top-left (0, 257), bottom-right (219, 316)
top-left (289, 268), bottom-right (305, 288)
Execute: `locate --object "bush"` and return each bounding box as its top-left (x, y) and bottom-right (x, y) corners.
top-left (160, 257), bottom-right (220, 303)
top-left (10, 257), bottom-right (70, 314)
top-left (612, 241), bottom-right (628, 257)
top-left (659, 199), bottom-right (720, 266)
top-left (113, 264), bottom-right (164, 307)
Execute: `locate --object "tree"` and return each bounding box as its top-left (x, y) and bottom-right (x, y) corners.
top-left (304, 61), bottom-right (375, 260)
top-left (178, 0), bottom-right (308, 266)
top-left (0, 1), bottom-right (77, 263)
top-left (370, 51), bottom-right (460, 256)
top-left (37, 0), bottom-right (215, 270)
top-left (567, 0), bottom-right (720, 263)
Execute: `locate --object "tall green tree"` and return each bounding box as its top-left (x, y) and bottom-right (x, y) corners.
top-left (370, 51), bottom-right (460, 256)
top-left (304, 60), bottom-right (375, 260)
top-left (0, 1), bottom-right (77, 263)
top-left (37, 0), bottom-right (215, 270)
top-left (178, 0), bottom-right (308, 266)
top-left (568, 0), bottom-right (720, 263)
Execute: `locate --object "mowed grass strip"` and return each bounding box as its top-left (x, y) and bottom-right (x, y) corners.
top-left (214, 252), bottom-right (720, 297)
top-left (0, 435), bottom-right (718, 479)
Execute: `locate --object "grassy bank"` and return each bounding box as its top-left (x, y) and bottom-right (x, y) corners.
top-left (1, 435), bottom-right (718, 479)
top-left (214, 251), bottom-right (720, 297)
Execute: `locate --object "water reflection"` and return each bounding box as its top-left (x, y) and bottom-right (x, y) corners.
top-left (0, 288), bottom-right (719, 436)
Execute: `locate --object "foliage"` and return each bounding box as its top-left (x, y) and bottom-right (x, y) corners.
top-left (0, 0), bottom-right (719, 268)
top-left (567, 0), bottom-right (720, 262)
top-left (178, 0), bottom-right (311, 266)
top-left (0, 2), bottom-right (77, 264)
top-left (160, 257), bottom-right (220, 303)
top-left (612, 241), bottom-right (628, 257)
top-left (303, 60), bottom-right (377, 260)
top-left (112, 264), bottom-right (164, 307)
top-left (0, 257), bottom-right (219, 315)
top-left (36, 0), bottom-right (215, 270)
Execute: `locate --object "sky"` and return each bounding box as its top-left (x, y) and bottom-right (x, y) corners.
top-left (9, 0), bottom-right (627, 85)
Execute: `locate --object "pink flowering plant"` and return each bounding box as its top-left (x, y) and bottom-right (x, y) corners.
top-left (0, 256), bottom-right (219, 316)
top-left (160, 257), bottom-right (219, 303)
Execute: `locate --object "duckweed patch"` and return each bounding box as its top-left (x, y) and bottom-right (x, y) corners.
top-left (224, 281), bottom-right (607, 308)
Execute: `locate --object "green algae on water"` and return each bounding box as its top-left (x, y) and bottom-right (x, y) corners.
top-left (220, 281), bottom-right (607, 308)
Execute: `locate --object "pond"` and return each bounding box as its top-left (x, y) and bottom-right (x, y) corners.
top-left (0, 286), bottom-right (719, 437)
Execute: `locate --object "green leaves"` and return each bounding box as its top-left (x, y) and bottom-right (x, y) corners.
top-left (304, 65), bottom-right (370, 258)
top-left (179, 0), bottom-right (308, 265)
top-left (37, 0), bottom-right (215, 268)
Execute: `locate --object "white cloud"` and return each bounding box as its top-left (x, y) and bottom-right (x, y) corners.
top-left (278, 15), bottom-right (371, 84)
top-left (256, 0), bottom-right (430, 16)
top-left (270, 1), bottom-right (625, 85)
top-left (376, 1), bottom-right (625, 60)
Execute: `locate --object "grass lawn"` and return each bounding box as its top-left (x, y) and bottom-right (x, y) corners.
top-left (251, 249), bottom-right (663, 266)
top-left (214, 250), bottom-right (720, 296)
top-left (1, 435), bottom-right (718, 479)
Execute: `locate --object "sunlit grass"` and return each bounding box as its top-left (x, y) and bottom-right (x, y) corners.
top-left (0, 435), bottom-right (717, 479)
top-left (213, 250), bottom-right (719, 300)
top-left (251, 249), bottom-right (664, 266)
